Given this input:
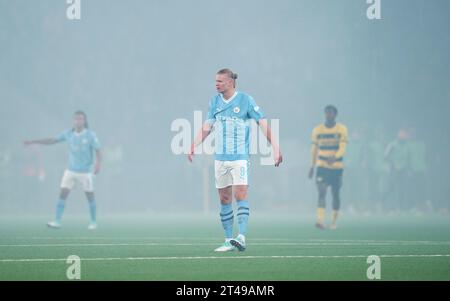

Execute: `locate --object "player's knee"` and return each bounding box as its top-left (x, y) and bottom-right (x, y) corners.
top-left (318, 183), bottom-right (327, 194)
top-left (318, 198), bottom-right (326, 208)
top-left (331, 187), bottom-right (340, 197)
top-left (219, 193), bottom-right (232, 204)
top-left (332, 199), bottom-right (340, 210)
top-left (234, 190), bottom-right (247, 201)
top-left (332, 191), bottom-right (340, 210)
top-left (85, 192), bottom-right (95, 202)
top-left (59, 189), bottom-right (70, 200)
top-left (318, 190), bottom-right (327, 200)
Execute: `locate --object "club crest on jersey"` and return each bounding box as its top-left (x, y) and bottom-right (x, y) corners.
top-left (254, 106), bottom-right (260, 112)
top-left (233, 107), bottom-right (240, 114)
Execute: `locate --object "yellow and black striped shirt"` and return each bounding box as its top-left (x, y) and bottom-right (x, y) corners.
top-left (311, 123), bottom-right (348, 170)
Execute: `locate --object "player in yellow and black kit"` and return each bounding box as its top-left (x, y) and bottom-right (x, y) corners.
top-left (308, 105), bottom-right (348, 230)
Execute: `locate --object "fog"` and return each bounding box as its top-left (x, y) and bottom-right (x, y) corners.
top-left (0, 0), bottom-right (449, 216)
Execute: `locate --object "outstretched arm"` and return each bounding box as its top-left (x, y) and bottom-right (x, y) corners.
top-left (258, 119), bottom-right (283, 167)
top-left (188, 123), bottom-right (213, 163)
top-left (23, 138), bottom-right (58, 146)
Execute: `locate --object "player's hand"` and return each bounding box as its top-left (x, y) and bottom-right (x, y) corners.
top-left (187, 150), bottom-right (194, 163)
top-left (308, 167), bottom-right (314, 179)
top-left (94, 163), bottom-right (101, 175)
top-left (326, 156), bottom-right (337, 165)
top-left (274, 149), bottom-right (283, 167)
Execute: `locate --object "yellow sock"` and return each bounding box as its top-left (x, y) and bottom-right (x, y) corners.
top-left (317, 207), bottom-right (325, 224)
top-left (332, 210), bottom-right (339, 225)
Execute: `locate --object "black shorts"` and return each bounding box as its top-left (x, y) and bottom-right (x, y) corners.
top-left (316, 167), bottom-right (343, 188)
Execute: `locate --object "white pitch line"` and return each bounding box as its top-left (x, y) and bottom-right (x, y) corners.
top-left (3, 237), bottom-right (450, 244)
top-left (1, 237), bottom-right (298, 241)
top-left (1, 241), bottom-right (450, 247)
top-left (1, 254), bottom-right (450, 263)
top-left (1, 237), bottom-right (235, 240)
top-left (309, 239), bottom-right (450, 244)
top-left (0, 242), bottom-right (213, 247)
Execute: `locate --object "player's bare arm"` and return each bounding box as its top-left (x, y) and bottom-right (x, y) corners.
top-left (257, 119), bottom-right (283, 167)
top-left (23, 138), bottom-right (58, 146)
top-left (188, 122), bottom-right (213, 163)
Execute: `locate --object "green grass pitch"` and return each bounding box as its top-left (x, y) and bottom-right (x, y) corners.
top-left (0, 213), bottom-right (449, 280)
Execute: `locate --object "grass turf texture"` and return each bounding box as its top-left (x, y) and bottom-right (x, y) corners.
top-left (0, 214), bottom-right (449, 280)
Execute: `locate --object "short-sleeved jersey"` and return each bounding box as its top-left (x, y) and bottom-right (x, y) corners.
top-left (56, 128), bottom-right (101, 173)
top-left (206, 91), bottom-right (265, 161)
top-left (311, 123), bottom-right (348, 170)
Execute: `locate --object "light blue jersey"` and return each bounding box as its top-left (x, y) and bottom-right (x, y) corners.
top-left (206, 91), bottom-right (265, 161)
top-left (56, 128), bottom-right (101, 173)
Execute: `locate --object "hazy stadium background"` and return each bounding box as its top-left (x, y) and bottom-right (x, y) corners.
top-left (0, 0), bottom-right (449, 218)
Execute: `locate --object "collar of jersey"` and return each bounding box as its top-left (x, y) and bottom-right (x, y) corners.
top-left (214, 91), bottom-right (239, 116)
top-left (322, 122), bottom-right (338, 130)
top-left (73, 128), bottom-right (87, 136)
top-left (220, 91), bottom-right (238, 104)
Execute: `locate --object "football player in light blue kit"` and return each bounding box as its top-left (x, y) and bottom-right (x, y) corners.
top-left (188, 69), bottom-right (283, 252)
top-left (24, 111), bottom-right (102, 230)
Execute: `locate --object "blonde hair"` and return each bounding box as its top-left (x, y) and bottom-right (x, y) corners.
top-left (217, 68), bottom-right (238, 87)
